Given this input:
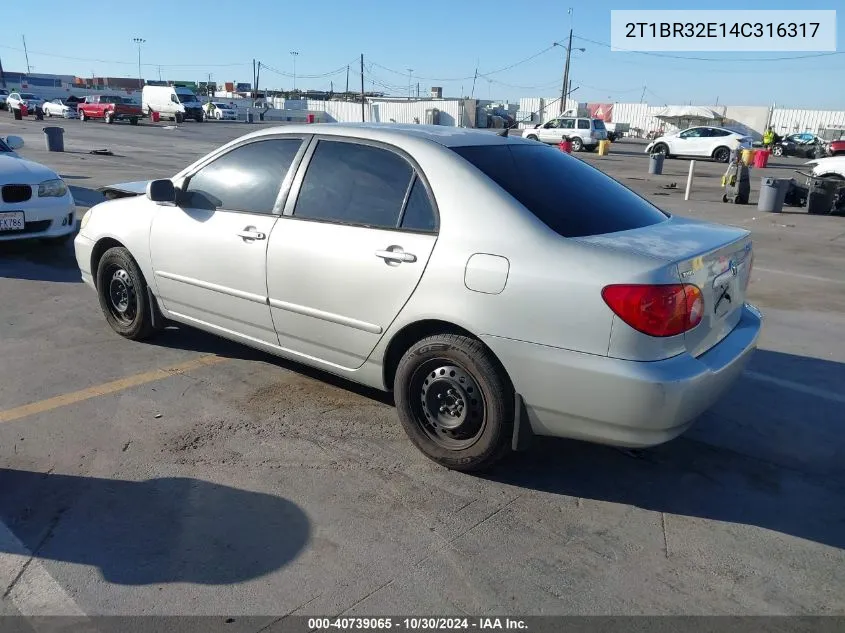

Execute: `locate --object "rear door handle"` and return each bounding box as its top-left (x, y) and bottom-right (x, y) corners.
top-left (375, 249), bottom-right (416, 263)
top-left (237, 228), bottom-right (266, 241)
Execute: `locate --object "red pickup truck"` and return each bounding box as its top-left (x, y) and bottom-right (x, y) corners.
top-left (77, 95), bottom-right (143, 125)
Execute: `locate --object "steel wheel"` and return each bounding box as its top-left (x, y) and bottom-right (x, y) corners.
top-left (410, 361), bottom-right (488, 451)
top-left (106, 266), bottom-right (137, 326)
top-left (772, 145), bottom-right (784, 157)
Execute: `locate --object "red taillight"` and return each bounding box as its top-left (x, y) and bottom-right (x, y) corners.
top-left (601, 284), bottom-right (703, 337)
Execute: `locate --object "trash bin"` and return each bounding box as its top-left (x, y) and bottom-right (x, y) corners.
top-left (754, 149), bottom-right (770, 168)
top-left (259, 111), bottom-right (265, 121)
top-left (246, 112), bottom-right (254, 124)
top-left (43, 126), bottom-right (65, 152)
top-left (806, 177), bottom-right (841, 215)
top-left (150, 111), bottom-right (160, 123)
top-left (35, 107), bottom-right (44, 121)
top-left (597, 140), bottom-right (610, 156)
top-left (12, 107), bottom-right (22, 121)
top-left (558, 138), bottom-right (572, 154)
top-left (306, 113), bottom-right (315, 124)
top-left (648, 153), bottom-right (665, 175)
top-left (757, 177), bottom-right (789, 213)
top-left (741, 149), bottom-right (756, 166)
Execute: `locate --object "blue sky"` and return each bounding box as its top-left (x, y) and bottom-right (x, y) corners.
top-left (1, 0), bottom-right (842, 108)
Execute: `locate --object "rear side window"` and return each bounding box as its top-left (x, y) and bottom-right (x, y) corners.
top-left (451, 144), bottom-right (668, 238)
top-left (592, 120), bottom-right (606, 130)
top-left (400, 178), bottom-right (436, 232)
top-left (577, 119), bottom-right (590, 129)
top-left (294, 140), bottom-right (414, 229)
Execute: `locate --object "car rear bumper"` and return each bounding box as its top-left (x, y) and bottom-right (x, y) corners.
top-left (482, 303), bottom-right (762, 448)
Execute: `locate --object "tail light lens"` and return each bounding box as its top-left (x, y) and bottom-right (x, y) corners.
top-left (602, 284), bottom-right (703, 337)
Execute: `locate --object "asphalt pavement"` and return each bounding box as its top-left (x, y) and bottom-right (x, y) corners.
top-left (0, 118), bottom-right (843, 617)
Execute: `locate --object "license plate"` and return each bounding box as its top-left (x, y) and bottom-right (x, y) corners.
top-left (0, 211), bottom-right (25, 232)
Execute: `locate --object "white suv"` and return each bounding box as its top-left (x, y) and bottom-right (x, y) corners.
top-left (525, 117), bottom-right (608, 151)
top-left (645, 126), bottom-right (752, 163)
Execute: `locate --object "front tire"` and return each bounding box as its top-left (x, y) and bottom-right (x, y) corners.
top-left (394, 334), bottom-right (514, 473)
top-left (96, 247), bottom-right (157, 341)
top-left (175, 112), bottom-right (184, 124)
top-left (130, 117), bottom-right (138, 125)
top-left (652, 142), bottom-right (669, 157)
top-left (105, 112), bottom-right (114, 124)
top-left (526, 134), bottom-right (538, 141)
top-left (79, 110), bottom-right (86, 122)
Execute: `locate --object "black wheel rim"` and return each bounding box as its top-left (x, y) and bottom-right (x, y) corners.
top-left (409, 360), bottom-right (487, 451)
top-left (715, 148), bottom-right (728, 162)
top-left (105, 266), bottom-right (137, 325)
top-left (655, 145), bottom-right (667, 155)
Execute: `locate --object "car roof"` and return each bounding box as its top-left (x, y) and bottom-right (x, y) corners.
top-left (238, 123), bottom-right (531, 148)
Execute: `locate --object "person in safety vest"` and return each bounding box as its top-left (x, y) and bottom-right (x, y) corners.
top-left (763, 127), bottom-right (775, 149)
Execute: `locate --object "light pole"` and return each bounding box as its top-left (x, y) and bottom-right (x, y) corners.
top-left (407, 68), bottom-right (413, 100)
top-left (290, 51), bottom-right (299, 92)
top-left (133, 37), bottom-right (145, 88)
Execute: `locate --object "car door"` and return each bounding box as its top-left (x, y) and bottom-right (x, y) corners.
top-left (149, 136), bottom-right (307, 344)
top-left (536, 119), bottom-right (560, 143)
top-left (673, 127), bottom-right (707, 155)
top-left (265, 137), bottom-right (439, 370)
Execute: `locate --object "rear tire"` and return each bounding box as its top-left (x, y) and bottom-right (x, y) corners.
top-left (394, 334), bottom-right (513, 473)
top-left (571, 137), bottom-right (584, 152)
top-left (130, 117), bottom-right (138, 125)
top-left (713, 146), bottom-right (730, 163)
top-left (96, 247), bottom-right (157, 341)
top-left (79, 110), bottom-right (86, 122)
top-left (772, 145), bottom-right (784, 157)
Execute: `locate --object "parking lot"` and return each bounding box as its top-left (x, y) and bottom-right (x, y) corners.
top-left (1, 118), bottom-right (844, 617)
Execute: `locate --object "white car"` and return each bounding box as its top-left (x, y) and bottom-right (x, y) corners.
top-left (43, 98), bottom-right (79, 119)
top-left (0, 135), bottom-right (77, 243)
top-left (645, 126), bottom-right (752, 163)
top-left (805, 156), bottom-right (845, 181)
top-left (74, 124), bottom-right (761, 472)
top-left (0, 89), bottom-right (9, 110)
top-left (6, 92), bottom-right (45, 114)
top-left (205, 102), bottom-right (238, 120)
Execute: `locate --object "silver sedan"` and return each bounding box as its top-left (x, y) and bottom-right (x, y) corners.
top-left (74, 123), bottom-right (762, 472)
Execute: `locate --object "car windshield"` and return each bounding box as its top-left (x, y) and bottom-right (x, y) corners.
top-left (177, 93), bottom-right (199, 103)
top-left (451, 143), bottom-right (669, 238)
top-left (20, 93), bottom-right (37, 99)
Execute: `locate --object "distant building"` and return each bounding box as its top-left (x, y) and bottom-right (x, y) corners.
top-left (0, 71), bottom-right (75, 90)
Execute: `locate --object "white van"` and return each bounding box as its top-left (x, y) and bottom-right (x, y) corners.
top-left (142, 86), bottom-right (204, 122)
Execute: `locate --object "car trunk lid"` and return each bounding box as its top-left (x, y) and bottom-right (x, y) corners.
top-left (578, 216), bottom-right (753, 357)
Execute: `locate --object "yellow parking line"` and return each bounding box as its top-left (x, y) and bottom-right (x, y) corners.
top-left (0, 355), bottom-right (225, 425)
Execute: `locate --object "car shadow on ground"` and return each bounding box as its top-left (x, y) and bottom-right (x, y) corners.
top-left (488, 348), bottom-right (845, 551)
top-left (149, 324), bottom-right (395, 407)
top-left (0, 237), bottom-right (81, 283)
top-left (0, 470), bottom-right (310, 585)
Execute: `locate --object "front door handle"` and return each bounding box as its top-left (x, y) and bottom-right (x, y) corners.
top-left (237, 228), bottom-right (266, 241)
top-left (375, 249), bottom-right (417, 263)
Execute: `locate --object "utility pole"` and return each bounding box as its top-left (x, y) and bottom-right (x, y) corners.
top-left (360, 54), bottom-right (365, 122)
top-left (158, 66), bottom-right (162, 81)
top-left (470, 67), bottom-right (478, 99)
top-left (22, 36), bottom-right (31, 74)
top-left (207, 73), bottom-right (212, 97)
top-left (416, 82), bottom-right (419, 99)
top-left (640, 84), bottom-right (646, 104)
top-left (407, 68), bottom-right (413, 100)
top-left (133, 37), bottom-right (145, 88)
top-left (255, 62), bottom-right (260, 103)
top-left (559, 30), bottom-right (573, 114)
top-left (345, 65), bottom-right (349, 95)
top-left (0, 55), bottom-right (6, 88)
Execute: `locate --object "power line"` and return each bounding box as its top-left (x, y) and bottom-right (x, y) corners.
top-left (573, 35), bottom-right (845, 62)
top-left (369, 43), bottom-right (561, 83)
top-left (0, 44), bottom-right (249, 69)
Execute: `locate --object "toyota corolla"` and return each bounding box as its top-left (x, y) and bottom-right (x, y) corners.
top-left (74, 123), bottom-right (762, 472)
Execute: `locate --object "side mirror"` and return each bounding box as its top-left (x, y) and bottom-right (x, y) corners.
top-left (146, 179), bottom-right (176, 203)
top-left (534, 123), bottom-right (541, 129)
top-left (4, 135), bottom-right (24, 150)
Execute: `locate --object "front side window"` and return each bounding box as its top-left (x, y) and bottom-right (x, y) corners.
top-left (560, 119), bottom-right (575, 129)
top-left (182, 139), bottom-right (303, 214)
top-left (680, 128), bottom-right (703, 139)
top-left (294, 140), bottom-right (413, 229)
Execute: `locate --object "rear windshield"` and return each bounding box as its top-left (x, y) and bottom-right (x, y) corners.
top-left (592, 119), bottom-right (606, 130)
top-left (451, 143), bottom-right (668, 238)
